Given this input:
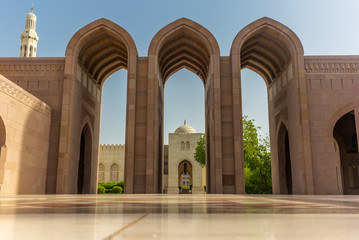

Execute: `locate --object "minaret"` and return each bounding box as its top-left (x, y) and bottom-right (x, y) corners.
top-left (20, 6), bottom-right (39, 57)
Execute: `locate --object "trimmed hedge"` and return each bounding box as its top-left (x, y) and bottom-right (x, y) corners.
top-left (97, 186), bottom-right (106, 194)
top-left (112, 186), bottom-right (123, 194)
top-left (98, 181), bottom-right (124, 194)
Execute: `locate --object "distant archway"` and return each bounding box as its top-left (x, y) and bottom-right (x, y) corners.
top-left (333, 111), bottom-right (359, 194)
top-left (178, 160), bottom-right (193, 187)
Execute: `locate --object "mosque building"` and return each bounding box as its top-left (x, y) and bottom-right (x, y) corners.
top-left (98, 121), bottom-right (206, 193)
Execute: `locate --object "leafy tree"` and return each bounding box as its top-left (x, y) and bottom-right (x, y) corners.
top-left (194, 134), bottom-right (205, 168)
top-left (193, 116), bottom-right (272, 194)
top-left (243, 116), bottom-right (272, 194)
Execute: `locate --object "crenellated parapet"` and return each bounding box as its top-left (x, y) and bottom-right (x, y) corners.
top-left (100, 144), bottom-right (125, 150)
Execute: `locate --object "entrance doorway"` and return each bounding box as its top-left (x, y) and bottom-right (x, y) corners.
top-left (333, 111), bottom-right (359, 194)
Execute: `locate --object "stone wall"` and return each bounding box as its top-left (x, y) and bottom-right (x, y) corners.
top-left (98, 144), bottom-right (125, 183)
top-left (0, 74), bottom-right (51, 194)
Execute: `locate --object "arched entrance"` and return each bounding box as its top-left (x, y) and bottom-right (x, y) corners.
top-left (77, 123), bottom-right (92, 194)
top-left (277, 123), bottom-right (292, 194)
top-left (178, 160), bottom-right (193, 187)
top-left (333, 111), bottom-right (359, 194)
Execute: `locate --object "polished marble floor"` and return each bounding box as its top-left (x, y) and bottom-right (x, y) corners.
top-left (1, 194), bottom-right (359, 239)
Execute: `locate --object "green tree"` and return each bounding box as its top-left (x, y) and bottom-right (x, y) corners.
top-left (193, 117), bottom-right (272, 194)
top-left (243, 116), bottom-right (272, 194)
top-left (194, 134), bottom-right (205, 168)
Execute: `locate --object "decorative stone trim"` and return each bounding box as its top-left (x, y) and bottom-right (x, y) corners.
top-left (0, 75), bottom-right (51, 117)
top-left (0, 58), bottom-right (65, 76)
top-left (304, 56), bottom-right (359, 74)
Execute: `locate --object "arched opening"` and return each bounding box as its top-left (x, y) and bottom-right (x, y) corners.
top-left (148, 18), bottom-right (221, 193)
top-left (333, 111), bottom-right (359, 194)
top-left (63, 18), bottom-right (138, 194)
top-left (77, 123), bottom-right (92, 194)
top-left (277, 123), bottom-right (292, 194)
top-left (178, 160), bottom-right (193, 187)
top-left (164, 69), bottom-right (205, 194)
top-left (99, 69), bottom-right (127, 185)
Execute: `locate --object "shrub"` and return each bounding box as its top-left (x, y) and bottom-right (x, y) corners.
top-left (118, 180), bottom-right (125, 189)
top-left (101, 182), bottom-right (118, 190)
top-left (112, 186), bottom-right (123, 194)
top-left (97, 186), bottom-right (106, 194)
top-left (98, 181), bottom-right (125, 194)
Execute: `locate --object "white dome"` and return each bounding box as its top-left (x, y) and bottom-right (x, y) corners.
top-left (174, 120), bottom-right (197, 134)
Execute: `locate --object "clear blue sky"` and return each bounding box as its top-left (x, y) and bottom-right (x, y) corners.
top-left (2, 0), bottom-right (359, 144)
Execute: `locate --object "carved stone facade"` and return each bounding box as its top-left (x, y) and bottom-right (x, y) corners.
top-left (98, 144), bottom-right (125, 183)
top-left (1, 17), bottom-right (359, 195)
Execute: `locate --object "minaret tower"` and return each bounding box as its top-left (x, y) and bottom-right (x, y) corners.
top-left (20, 6), bottom-right (39, 57)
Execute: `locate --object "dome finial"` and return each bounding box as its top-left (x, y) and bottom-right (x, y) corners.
top-left (184, 119), bottom-right (187, 125)
top-left (31, 3), bottom-right (34, 13)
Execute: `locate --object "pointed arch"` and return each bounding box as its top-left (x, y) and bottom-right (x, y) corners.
top-left (65, 18), bottom-right (138, 85)
top-left (276, 122), bottom-right (292, 194)
top-left (231, 17), bottom-right (304, 85)
top-left (77, 120), bottom-right (93, 194)
top-left (147, 18), bottom-right (223, 194)
top-left (324, 102), bottom-right (355, 141)
top-left (276, 115), bottom-right (289, 140)
top-left (148, 17), bottom-right (220, 84)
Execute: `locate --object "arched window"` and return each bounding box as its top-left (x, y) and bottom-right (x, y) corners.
top-left (24, 45), bottom-right (27, 57)
top-left (29, 46), bottom-right (33, 57)
top-left (99, 163), bottom-right (105, 182)
top-left (110, 163), bottom-right (119, 181)
top-left (186, 141), bottom-right (190, 150)
top-left (181, 141), bottom-right (185, 150)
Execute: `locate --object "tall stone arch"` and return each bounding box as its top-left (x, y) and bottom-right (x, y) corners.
top-left (148, 18), bottom-right (231, 193)
top-left (231, 17), bottom-right (314, 194)
top-left (58, 18), bottom-right (138, 193)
